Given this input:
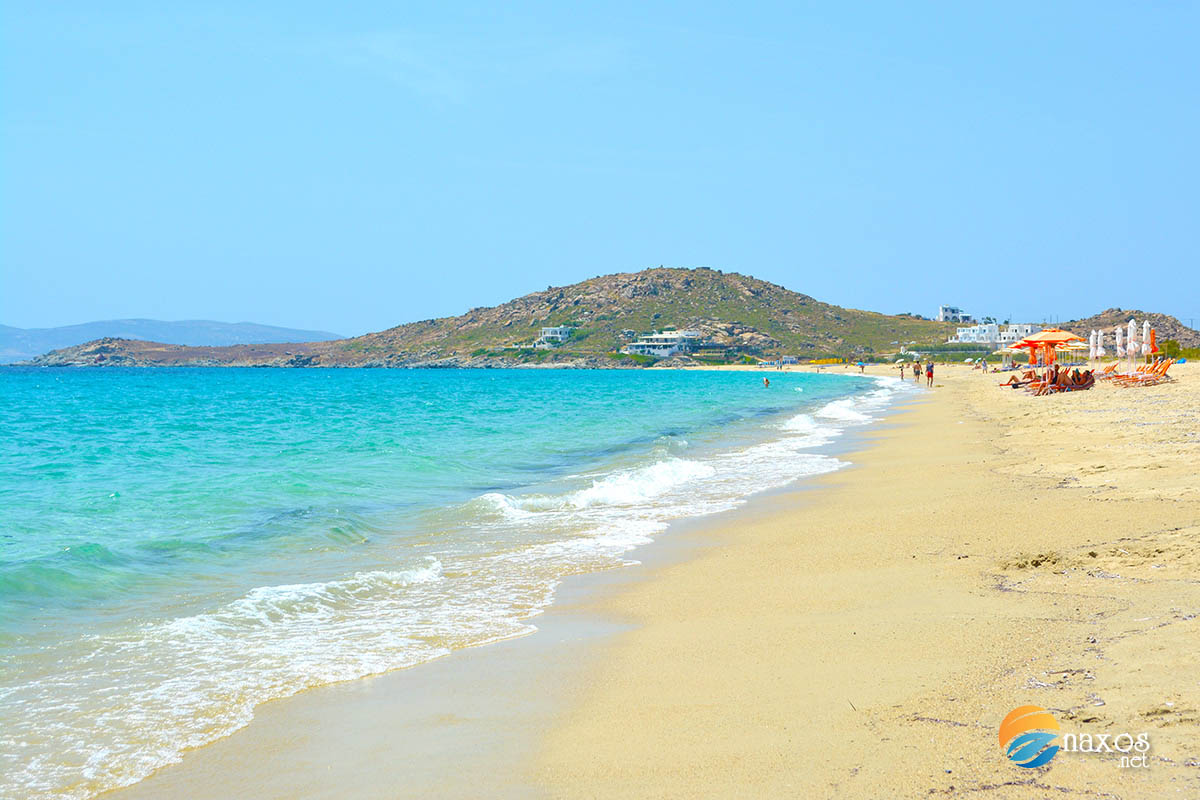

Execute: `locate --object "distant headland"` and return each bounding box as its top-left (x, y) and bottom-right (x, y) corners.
top-left (1, 319), bottom-right (343, 365)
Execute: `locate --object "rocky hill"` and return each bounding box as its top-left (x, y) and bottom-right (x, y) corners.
top-left (1060, 309), bottom-right (1200, 348)
top-left (25, 268), bottom-right (960, 367)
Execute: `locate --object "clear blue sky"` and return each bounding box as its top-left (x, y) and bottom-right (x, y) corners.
top-left (3, 2), bottom-right (1198, 335)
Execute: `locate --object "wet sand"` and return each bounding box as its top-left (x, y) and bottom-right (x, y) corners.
top-left (109, 363), bottom-right (1199, 799)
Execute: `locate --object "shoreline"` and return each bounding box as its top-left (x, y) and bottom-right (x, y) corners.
top-left (106, 364), bottom-right (1199, 798)
top-left (534, 363), bottom-right (1200, 797)
top-left (102, 370), bottom-right (899, 799)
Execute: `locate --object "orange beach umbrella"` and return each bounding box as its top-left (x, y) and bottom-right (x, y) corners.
top-left (1010, 328), bottom-right (1086, 365)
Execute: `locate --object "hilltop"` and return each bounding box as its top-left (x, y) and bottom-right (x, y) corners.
top-left (0, 319), bottom-right (342, 365)
top-left (1060, 309), bottom-right (1200, 349)
top-left (24, 269), bottom-right (958, 367)
top-left (26, 273), bottom-right (1199, 369)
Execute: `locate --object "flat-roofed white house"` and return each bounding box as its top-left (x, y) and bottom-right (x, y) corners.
top-left (937, 305), bottom-right (974, 323)
top-left (997, 323), bottom-right (1036, 344)
top-left (948, 322), bottom-right (1038, 347)
top-left (950, 322), bottom-right (1000, 344)
top-left (532, 326), bottom-right (573, 349)
top-left (620, 330), bottom-right (702, 358)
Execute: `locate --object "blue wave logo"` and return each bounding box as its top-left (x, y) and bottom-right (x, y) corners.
top-left (999, 706), bottom-right (1060, 768)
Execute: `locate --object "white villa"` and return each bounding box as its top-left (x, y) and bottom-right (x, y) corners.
top-left (948, 322), bottom-right (1037, 347)
top-left (937, 305), bottom-right (974, 323)
top-left (621, 330), bottom-right (702, 358)
top-left (532, 326), bottom-right (573, 349)
top-left (952, 322), bottom-right (1000, 344)
top-left (998, 323), bottom-right (1036, 344)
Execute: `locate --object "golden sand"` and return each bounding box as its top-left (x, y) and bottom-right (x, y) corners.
top-left (534, 363), bottom-right (1200, 798)
top-left (107, 362), bottom-right (1199, 799)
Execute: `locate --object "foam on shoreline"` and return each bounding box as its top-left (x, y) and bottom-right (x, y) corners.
top-left (1, 375), bottom-right (915, 800)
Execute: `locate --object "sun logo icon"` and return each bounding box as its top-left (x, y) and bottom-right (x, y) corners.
top-left (999, 706), bottom-right (1060, 768)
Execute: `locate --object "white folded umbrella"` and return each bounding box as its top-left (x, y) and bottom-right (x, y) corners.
top-left (1142, 320), bottom-right (1152, 355)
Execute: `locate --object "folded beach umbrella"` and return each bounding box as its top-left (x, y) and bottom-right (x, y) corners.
top-left (1142, 320), bottom-right (1153, 356)
top-left (1096, 329), bottom-right (1106, 357)
top-left (1088, 330), bottom-right (1096, 360)
top-left (1127, 319), bottom-right (1139, 356)
top-left (1115, 325), bottom-right (1124, 358)
top-left (1149, 327), bottom-right (1157, 355)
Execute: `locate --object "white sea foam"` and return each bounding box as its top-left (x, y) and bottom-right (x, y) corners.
top-left (1, 376), bottom-right (914, 800)
top-left (569, 459), bottom-right (716, 508)
top-left (780, 412), bottom-right (820, 432)
top-left (814, 377), bottom-right (911, 425)
top-left (816, 398), bottom-right (872, 423)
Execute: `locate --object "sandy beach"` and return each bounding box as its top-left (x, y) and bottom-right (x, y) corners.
top-left (107, 362), bottom-right (1199, 799)
top-left (535, 362), bottom-right (1200, 797)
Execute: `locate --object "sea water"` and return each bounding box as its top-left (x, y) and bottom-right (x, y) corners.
top-left (0, 367), bottom-right (913, 798)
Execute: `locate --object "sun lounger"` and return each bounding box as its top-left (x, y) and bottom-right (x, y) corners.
top-left (1000, 369), bottom-right (1039, 388)
top-left (1031, 368), bottom-right (1094, 395)
top-left (1114, 359), bottom-right (1174, 387)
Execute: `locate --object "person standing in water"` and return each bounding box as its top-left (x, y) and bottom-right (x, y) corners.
top-left (925, 360), bottom-right (935, 387)
top-left (899, 363), bottom-right (906, 380)
top-left (763, 377), bottom-right (770, 388)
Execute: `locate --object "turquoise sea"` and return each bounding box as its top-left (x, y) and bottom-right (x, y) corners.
top-left (0, 367), bottom-right (912, 799)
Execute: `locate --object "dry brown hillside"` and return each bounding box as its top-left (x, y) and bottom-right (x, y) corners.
top-left (28, 268), bottom-right (958, 367)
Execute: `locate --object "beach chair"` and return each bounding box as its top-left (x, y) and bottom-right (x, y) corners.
top-left (1032, 368), bottom-right (1095, 395)
top-left (1027, 368), bottom-right (1063, 395)
top-left (1000, 369), bottom-right (1038, 388)
top-left (1057, 369), bottom-right (1095, 392)
top-left (1115, 359), bottom-right (1174, 387)
top-left (1111, 359), bottom-right (1163, 383)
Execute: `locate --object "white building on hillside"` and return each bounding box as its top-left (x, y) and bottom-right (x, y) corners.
top-left (947, 322), bottom-right (1038, 348)
top-left (997, 323), bottom-right (1036, 345)
top-left (621, 330), bottom-right (702, 358)
top-left (951, 322), bottom-right (1000, 344)
top-left (533, 326), bottom-right (573, 349)
top-left (937, 305), bottom-right (974, 323)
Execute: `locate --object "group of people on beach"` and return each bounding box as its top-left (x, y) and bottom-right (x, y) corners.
top-left (764, 359), bottom-right (940, 388)
top-left (898, 361), bottom-right (935, 387)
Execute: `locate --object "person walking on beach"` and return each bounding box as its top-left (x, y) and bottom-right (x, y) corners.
top-left (925, 360), bottom-right (934, 387)
top-left (899, 363), bottom-right (906, 380)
